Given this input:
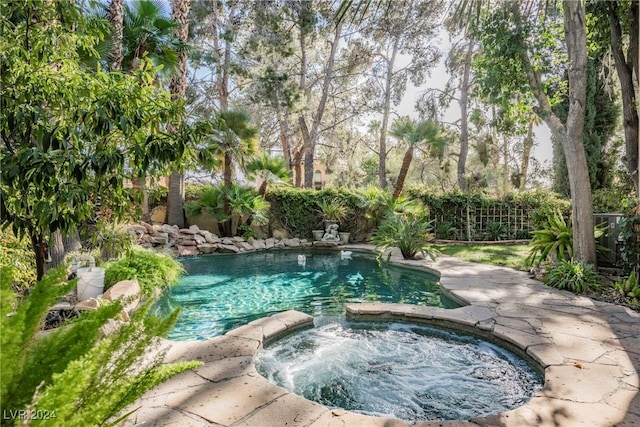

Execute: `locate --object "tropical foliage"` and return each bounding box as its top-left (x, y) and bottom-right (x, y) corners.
top-left (185, 183), bottom-right (270, 236)
top-left (527, 211), bottom-right (607, 267)
top-left (544, 259), bottom-right (601, 293)
top-left (614, 271), bottom-right (640, 307)
top-left (0, 1), bottom-right (186, 279)
top-left (0, 265), bottom-right (199, 427)
top-left (371, 212), bottom-right (439, 260)
top-left (246, 154), bottom-right (291, 196)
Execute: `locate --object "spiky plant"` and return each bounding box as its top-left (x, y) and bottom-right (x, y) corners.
top-left (371, 212), bottom-right (439, 260)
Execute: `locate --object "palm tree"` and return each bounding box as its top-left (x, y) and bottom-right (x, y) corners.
top-left (122, 0), bottom-right (185, 78)
top-left (107, 0), bottom-right (125, 71)
top-left (119, 0), bottom-right (186, 222)
top-left (165, 0), bottom-right (191, 228)
top-left (389, 117), bottom-right (445, 200)
top-left (205, 110), bottom-right (258, 235)
top-left (246, 154), bottom-right (291, 197)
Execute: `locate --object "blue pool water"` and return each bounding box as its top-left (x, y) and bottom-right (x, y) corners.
top-left (154, 249), bottom-right (458, 340)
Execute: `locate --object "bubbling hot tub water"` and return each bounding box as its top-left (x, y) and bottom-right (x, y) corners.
top-left (256, 319), bottom-right (543, 421)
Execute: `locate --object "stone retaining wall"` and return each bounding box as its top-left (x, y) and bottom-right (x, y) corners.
top-left (129, 222), bottom-right (318, 257)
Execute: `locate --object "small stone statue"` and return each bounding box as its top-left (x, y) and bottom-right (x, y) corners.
top-left (321, 223), bottom-right (340, 241)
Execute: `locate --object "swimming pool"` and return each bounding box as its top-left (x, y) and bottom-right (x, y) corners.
top-left (153, 249), bottom-right (458, 340)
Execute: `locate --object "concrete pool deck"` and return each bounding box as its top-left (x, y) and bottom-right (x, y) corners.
top-left (122, 247), bottom-right (639, 426)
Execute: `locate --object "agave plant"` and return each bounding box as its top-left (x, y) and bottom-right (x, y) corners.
top-left (526, 211), bottom-right (607, 266)
top-left (317, 198), bottom-right (350, 224)
top-left (370, 212), bottom-right (439, 260)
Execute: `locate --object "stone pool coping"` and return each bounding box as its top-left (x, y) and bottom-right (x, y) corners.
top-left (122, 246), bottom-right (639, 426)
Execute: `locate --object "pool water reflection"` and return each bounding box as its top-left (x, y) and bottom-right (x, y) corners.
top-left (153, 250), bottom-right (457, 340)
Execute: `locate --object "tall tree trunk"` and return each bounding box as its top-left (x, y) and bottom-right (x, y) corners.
top-left (301, 22), bottom-right (343, 188)
top-left (457, 43), bottom-right (474, 191)
top-left (562, 0), bottom-right (596, 265)
top-left (274, 93), bottom-right (292, 172)
top-left (46, 228), bottom-right (82, 272)
top-left (393, 147), bottom-right (414, 200)
top-left (378, 37), bottom-right (400, 189)
top-left (502, 134), bottom-right (509, 195)
top-left (519, 117), bottom-right (535, 191)
top-left (212, 1), bottom-right (230, 112)
top-left (107, 0), bottom-right (124, 71)
top-left (30, 231), bottom-right (46, 281)
top-left (166, 170), bottom-right (185, 227)
top-left (608, 1), bottom-right (639, 197)
top-left (292, 147), bottom-right (303, 187)
top-left (165, 0), bottom-right (191, 228)
top-left (515, 1), bottom-right (596, 265)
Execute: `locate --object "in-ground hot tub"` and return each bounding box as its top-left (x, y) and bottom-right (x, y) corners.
top-left (255, 318), bottom-right (543, 422)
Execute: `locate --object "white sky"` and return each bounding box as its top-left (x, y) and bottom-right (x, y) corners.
top-left (392, 32), bottom-right (555, 165)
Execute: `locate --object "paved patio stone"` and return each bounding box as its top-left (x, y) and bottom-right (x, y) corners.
top-left (492, 324), bottom-right (551, 348)
top-left (163, 375), bottom-right (286, 425)
top-left (122, 249), bottom-right (639, 427)
top-left (124, 404), bottom-right (216, 426)
top-left (233, 392), bottom-right (327, 427)
top-left (193, 355), bottom-right (255, 382)
top-left (309, 409), bottom-right (408, 427)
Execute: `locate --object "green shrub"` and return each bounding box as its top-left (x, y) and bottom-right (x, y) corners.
top-left (94, 221), bottom-right (136, 261)
top-left (104, 247), bottom-right (185, 297)
top-left (544, 259), bottom-right (600, 293)
top-left (148, 184), bottom-right (168, 209)
top-left (527, 211), bottom-right (573, 266)
top-left (185, 183), bottom-right (269, 236)
top-left (370, 212), bottom-right (440, 260)
top-left (0, 265), bottom-right (199, 427)
top-left (483, 221), bottom-right (509, 241)
top-left (0, 229), bottom-right (36, 293)
top-left (266, 187), bottom-right (363, 238)
top-left (434, 221), bottom-right (457, 240)
top-left (614, 271), bottom-right (640, 302)
top-left (619, 198), bottom-right (640, 275)
top-left (527, 210), bottom-right (608, 267)
top-left (317, 198), bottom-right (350, 223)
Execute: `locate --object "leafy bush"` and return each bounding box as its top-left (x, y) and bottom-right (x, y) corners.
top-left (527, 210), bottom-right (608, 267)
top-left (434, 221), bottom-right (457, 240)
top-left (317, 198), bottom-right (350, 223)
top-left (483, 221), bottom-right (509, 241)
top-left (104, 247), bottom-right (185, 297)
top-left (148, 184), bottom-right (168, 209)
top-left (370, 212), bottom-right (439, 260)
top-left (266, 187), bottom-right (363, 238)
top-left (185, 183), bottom-right (269, 236)
top-left (0, 265), bottom-right (199, 427)
top-left (619, 198), bottom-right (640, 275)
top-left (0, 229), bottom-right (36, 293)
top-left (526, 211), bottom-right (573, 266)
top-left (614, 271), bottom-right (640, 303)
top-left (544, 259), bottom-right (601, 293)
top-left (94, 221), bottom-right (136, 261)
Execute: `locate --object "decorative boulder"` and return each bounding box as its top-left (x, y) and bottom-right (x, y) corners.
top-left (102, 279), bottom-right (141, 314)
top-left (177, 245), bottom-right (200, 256)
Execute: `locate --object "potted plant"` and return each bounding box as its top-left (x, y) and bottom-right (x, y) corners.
top-left (317, 198), bottom-right (349, 228)
top-left (312, 229), bottom-right (324, 241)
